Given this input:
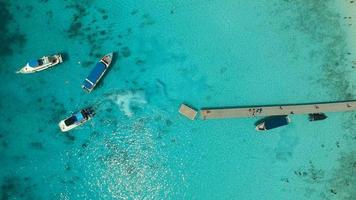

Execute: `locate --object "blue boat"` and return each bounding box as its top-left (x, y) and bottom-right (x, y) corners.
top-left (256, 115), bottom-right (290, 131)
top-left (82, 53), bottom-right (113, 92)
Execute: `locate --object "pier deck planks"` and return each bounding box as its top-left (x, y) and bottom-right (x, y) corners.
top-left (179, 104), bottom-right (198, 120)
top-left (200, 101), bottom-right (356, 120)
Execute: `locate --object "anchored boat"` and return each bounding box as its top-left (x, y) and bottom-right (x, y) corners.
top-left (256, 115), bottom-right (290, 131)
top-left (58, 107), bottom-right (95, 132)
top-left (16, 54), bottom-right (63, 74)
top-left (308, 113), bottom-right (327, 121)
top-left (82, 53), bottom-right (113, 92)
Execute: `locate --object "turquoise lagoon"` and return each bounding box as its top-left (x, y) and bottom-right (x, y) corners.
top-left (0, 0), bottom-right (355, 199)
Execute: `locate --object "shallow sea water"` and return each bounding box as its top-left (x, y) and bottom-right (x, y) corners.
top-left (0, 0), bottom-right (355, 199)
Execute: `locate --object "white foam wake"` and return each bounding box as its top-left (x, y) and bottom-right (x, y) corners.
top-left (107, 90), bottom-right (147, 117)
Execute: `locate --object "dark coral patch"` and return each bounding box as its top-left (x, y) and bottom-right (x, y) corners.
top-left (30, 142), bottom-right (44, 150)
top-left (81, 61), bottom-right (94, 68)
top-left (68, 22), bottom-right (83, 37)
top-left (141, 13), bottom-right (155, 27)
top-left (0, 1), bottom-right (26, 57)
top-left (65, 2), bottom-right (116, 59)
top-left (64, 133), bottom-right (75, 142)
top-left (135, 58), bottom-right (145, 65)
top-left (131, 9), bottom-right (138, 15)
top-left (100, 30), bottom-right (106, 35)
top-left (275, 0), bottom-right (354, 100)
top-left (327, 151), bottom-right (356, 199)
top-left (120, 46), bottom-right (131, 58)
top-left (0, 176), bottom-right (37, 199)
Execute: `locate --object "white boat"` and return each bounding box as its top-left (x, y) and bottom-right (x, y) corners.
top-left (16, 54), bottom-right (63, 74)
top-left (58, 107), bottom-right (95, 132)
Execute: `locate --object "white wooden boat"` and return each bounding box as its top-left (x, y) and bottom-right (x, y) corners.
top-left (16, 54), bottom-right (63, 74)
top-left (58, 107), bottom-right (95, 132)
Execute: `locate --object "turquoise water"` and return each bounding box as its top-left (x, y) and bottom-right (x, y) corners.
top-left (1, 0), bottom-right (355, 199)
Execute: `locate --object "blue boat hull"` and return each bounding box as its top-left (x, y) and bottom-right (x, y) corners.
top-left (82, 53), bottom-right (113, 92)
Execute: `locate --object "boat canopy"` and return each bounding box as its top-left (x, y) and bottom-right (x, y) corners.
top-left (29, 59), bottom-right (39, 67)
top-left (265, 116), bottom-right (289, 130)
top-left (75, 112), bottom-right (84, 122)
top-left (87, 62), bottom-right (106, 84)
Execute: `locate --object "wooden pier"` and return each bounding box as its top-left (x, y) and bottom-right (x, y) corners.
top-left (200, 101), bottom-right (356, 120)
top-left (179, 104), bottom-right (198, 120)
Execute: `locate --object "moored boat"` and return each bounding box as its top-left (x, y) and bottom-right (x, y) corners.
top-left (16, 54), bottom-right (63, 74)
top-left (58, 107), bottom-right (95, 132)
top-left (256, 115), bottom-right (290, 131)
top-left (308, 113), bottom-right (327, 121)
top-left (82, 53), bottom-right (113, 92)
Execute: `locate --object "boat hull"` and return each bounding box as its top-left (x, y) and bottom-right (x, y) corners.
top-left (58, 118), bottom-right (91, 132)
top-left (16, 54), bottom-right (63, 74)
top-left (81, 53), bottom-right (113, 93)
top-left (308, 113), bottom-right (327, 121)
top-left (255, 116), bottom-right (290, 131)
top-left (58, 108), bottom-right (95, 132)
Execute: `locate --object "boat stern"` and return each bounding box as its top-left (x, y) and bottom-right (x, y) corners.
top-left (82, 79), bottom-right (94, 93)
top-left (56, 54), bottom-right (63, 63)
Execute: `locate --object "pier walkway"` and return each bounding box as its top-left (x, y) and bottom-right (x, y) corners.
top-left (200, 100), bottom-right (356, 120)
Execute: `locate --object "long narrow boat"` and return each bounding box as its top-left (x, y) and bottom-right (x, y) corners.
top-left (256, 115), bottom-right (290, 131)
top-left (16, 54), bottom-right (63, 74)
top-left (82, 53), bottom-right (113, 92)
top-left (58, 107), bottom-right (95, 132)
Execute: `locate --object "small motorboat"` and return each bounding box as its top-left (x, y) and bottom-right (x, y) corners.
top-left (308, 113), bottom-right (327, 121)
top-left (58, 107), bottom-right (95, 132)
top-left (16, 54), bottom-right (63, 74)
top-left (82, 53), bottom-right (113, 92)
top-left (256, 115), bottom-right (290, 131)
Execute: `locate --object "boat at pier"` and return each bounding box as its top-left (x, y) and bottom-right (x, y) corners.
top-left (256, 116), bottom-right (290, 131)
top-left (308, 113), bottom-right (327, 121)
